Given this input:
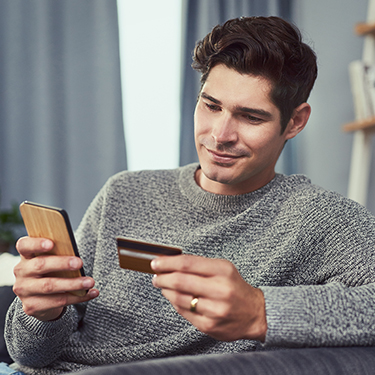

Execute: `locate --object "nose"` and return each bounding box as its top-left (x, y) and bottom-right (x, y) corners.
top-left (211, 113), bottom-right (238, 145)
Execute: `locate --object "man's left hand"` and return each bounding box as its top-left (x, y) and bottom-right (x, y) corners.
top-left (151, 254), bottom-right (267, 342)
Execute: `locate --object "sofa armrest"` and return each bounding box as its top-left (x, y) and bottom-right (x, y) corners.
top-left (66, 346), bottom-right (375, 375)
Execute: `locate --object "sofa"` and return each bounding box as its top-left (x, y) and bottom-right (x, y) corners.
top-left (67, 346), bottom-right (375, 375)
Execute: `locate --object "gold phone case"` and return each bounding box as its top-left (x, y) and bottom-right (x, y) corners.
top-left (19, 201), bottom-right (86, 296)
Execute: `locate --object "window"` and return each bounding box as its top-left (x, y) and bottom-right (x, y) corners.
top-left (117, 0), bottom-right (183, 170)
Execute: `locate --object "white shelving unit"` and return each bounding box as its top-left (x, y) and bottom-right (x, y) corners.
top-left (344, 0), bottom-right (375, 206)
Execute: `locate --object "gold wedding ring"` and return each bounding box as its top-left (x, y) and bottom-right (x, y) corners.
top-left (190, 297), bottom-right (199, 313)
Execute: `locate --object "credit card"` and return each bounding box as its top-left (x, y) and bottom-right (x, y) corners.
top-left (117, 236), bottom-right (182, 273)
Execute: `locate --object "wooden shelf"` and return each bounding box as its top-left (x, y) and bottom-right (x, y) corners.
top-left (355, 22), bottom-right (375, 35)
top-left (343, 116), bottom-right (375, 132)
top-left (345, 1), bottom-right (375, 206)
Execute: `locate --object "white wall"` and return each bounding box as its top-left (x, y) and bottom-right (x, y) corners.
top-left (117, 0), bottom-right (182, 171)
top-left (294, 0), bottom-right (375, 211)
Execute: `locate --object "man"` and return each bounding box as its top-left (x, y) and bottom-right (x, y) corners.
top-left (4, 16), bottom-right (375, 375)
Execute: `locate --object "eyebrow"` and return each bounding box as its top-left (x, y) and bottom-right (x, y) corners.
top-left (200, 92), bottom-right (274, 119)
top-left (201, 92), bottom-right (221, 104)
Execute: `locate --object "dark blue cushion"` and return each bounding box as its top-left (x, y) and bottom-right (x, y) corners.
top-left (0, 286), bottom-right (16, 364)
top-left (67, 346), bottom-right (375, 375)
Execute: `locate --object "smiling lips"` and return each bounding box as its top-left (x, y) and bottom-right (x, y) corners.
top-left (206, 147), bottom-right (244, 164)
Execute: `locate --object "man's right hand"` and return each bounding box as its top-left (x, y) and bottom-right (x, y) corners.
top-left (13, 236), bottom-right (99, 322)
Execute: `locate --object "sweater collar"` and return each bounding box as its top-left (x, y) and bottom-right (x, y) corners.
top-left (178, 163), bottom-right (285, 214)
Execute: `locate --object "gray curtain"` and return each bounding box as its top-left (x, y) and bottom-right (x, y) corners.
top-left (0, 0), bottom-right (126, 230)
top-left (179, 0), bottom-right (296, 175)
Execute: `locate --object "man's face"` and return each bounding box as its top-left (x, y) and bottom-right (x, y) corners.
top-left (194, 64), bottom-right (297, 195)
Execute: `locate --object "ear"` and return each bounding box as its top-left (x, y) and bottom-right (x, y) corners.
top-left (284, 103), bottom-right (311, 140)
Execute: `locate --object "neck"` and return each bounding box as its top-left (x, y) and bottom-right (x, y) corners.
top-left (195, 167), bottom-right (276, 195)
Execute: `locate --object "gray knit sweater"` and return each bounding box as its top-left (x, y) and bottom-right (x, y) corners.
top-left (5, 163), bottom-right (375, 374)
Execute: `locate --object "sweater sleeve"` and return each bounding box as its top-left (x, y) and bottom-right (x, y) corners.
top-left (259, 187), bottom-right (375, 348)
top-left (4, 182), bottom-right (107, 367)
top-left (261, 282), bottom-right (375, 348)
top-left (5, 299), bottom-right (78, 367)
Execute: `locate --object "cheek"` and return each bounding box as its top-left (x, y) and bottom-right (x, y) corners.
top-left (241, 127), bottom-right (268, 147)
top-left (194, 107), bottom-right (210, 138)
top-left (241, 127), bottom-right (283, 154)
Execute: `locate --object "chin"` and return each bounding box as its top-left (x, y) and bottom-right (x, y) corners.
top-left (201, 165), bottom-right (239, 185)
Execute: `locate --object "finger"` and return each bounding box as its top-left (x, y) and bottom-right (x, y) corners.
top-left (13, 275), bottom-right (95, 298)
top-left (160, 289), bottom-right (229, 339)
top-left (21, 288), bottom-right (100, 321)
top-left (161, 288), bottom-right (204, 315)
top-left (161, 284), bottom-right (232, 319)
top-left (161, 288), bottom-right (265, 342)
top-left (153, 271), bottom-right (230, 300)
top-left (16, 236), bottom-right (54, 259)
top-left (151, 254), bottom-right (232, 276)
top-left (13, 254), bottom-right (83, 278)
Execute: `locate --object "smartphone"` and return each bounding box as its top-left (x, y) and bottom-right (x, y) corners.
top-left (117, 236), bottom-right (182, 274)
top-left (19, 201), bottom-right (86, 296)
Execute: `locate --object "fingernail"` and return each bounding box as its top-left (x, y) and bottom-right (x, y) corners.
top-left (42, 240), bottom-right (53, 249)
top-left (88, 289), bottom-right (99, 298)
top-left (150, 259), bottom-right (158, 270)
top-left (69, 257), bottom-right (81, 269)
top-left (82, 278), bottom-right (93, 288)
top-left (152, 274), bottom-right (158, 286)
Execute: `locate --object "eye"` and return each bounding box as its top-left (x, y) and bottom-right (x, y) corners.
top-left (243, 114), bottom-right (263, 124)
top-left (204, 102), bottom-right (221, 112)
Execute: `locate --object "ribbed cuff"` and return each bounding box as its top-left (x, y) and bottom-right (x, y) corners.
top-left (260, 285), bottom-right (314, 347)
top-left (13, 297), bottom-right (76, 338)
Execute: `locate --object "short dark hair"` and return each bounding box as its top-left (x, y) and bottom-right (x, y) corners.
top-left (192, 16), bottom-right (318, 132)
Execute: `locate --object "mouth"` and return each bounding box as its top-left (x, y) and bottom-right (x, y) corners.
top-left (206, 148), bottom-right (243, 164)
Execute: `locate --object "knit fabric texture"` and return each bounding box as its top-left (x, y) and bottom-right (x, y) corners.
top-left (5, 163), bottom-right (375, 374)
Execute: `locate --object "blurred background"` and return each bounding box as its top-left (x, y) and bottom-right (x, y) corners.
top-left (0, 0), bottom-right (373, 363)
top-left (0, 0), bottom-right (372, 236)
